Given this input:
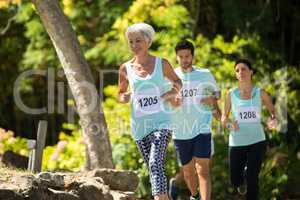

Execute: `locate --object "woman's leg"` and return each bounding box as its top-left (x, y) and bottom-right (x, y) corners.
top-left (246, 141), bottom-right (266, 200)
top-left (149, 129), bottom-right (171, 200)
top-left (136, 133), bottom-right (153, 166)
top-left (229, 146), bottom-right (247, 188)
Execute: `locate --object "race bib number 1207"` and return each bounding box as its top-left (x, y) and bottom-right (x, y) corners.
top-left (181, 81), bottom-right (203, 105)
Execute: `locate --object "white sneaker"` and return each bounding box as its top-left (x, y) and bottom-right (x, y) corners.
top-left (237, 185), bottom-right (247, 195)
top-left (190, 194), bottom-right (201, 200)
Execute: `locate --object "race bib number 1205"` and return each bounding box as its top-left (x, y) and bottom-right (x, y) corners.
top-left (132, 88), bottom-right (162, 117)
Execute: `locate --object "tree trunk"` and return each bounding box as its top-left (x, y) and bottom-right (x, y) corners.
top-left (184, 0), bottom-right (218, 38)
top-left (31, 0), bottom-right (114, 169)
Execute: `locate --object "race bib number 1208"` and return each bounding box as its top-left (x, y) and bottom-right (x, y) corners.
top-left (237, 106), bottom-right (261, 123)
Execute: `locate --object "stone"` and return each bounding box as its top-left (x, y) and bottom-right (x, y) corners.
top-left (77, 178), bottom-right (113, 200)
top-left (1, 151), bottom-right (28, 169)
top-left (90, 168), bottom-right (139, 192)
top-left (36, 172), bottom-right (65, 188)
top-left (0, 189), bottom-right (24, 200)
top-left (110, 190), bottom-right (136, 200)
top-left (48, 188), bottom-right (80, 200)
top-left (0, 168), bottom-right (138, 200)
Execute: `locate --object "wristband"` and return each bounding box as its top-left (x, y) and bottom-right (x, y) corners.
top-left (226, 122), bottom-right (233, 129)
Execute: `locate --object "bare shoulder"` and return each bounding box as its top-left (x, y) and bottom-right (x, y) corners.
top-left (119, 59), bottom-right (133, 73)
top-left (161, 58), bottom-right (173, 73)
top-left (121, 58), bottom-right (135, 66)
top-left (260, 88), bottom-right (268, 95)
top-left (119, 63), bottom-right (126, 70)
top-left (260, 88), bottom-right (270, 100)
top-left (260, 88), bottom-right (269, 96)
top-left (118, 65), bottom-right (127, 78)
top-left (162, 58), bottom-right (171, 67)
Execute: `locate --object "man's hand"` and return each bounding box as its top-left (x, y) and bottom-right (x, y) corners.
top-left (200, 96), bottom-right (216, 106)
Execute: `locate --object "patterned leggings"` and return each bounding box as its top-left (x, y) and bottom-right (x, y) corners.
top-left (136, 129), bottom-right (171, 196)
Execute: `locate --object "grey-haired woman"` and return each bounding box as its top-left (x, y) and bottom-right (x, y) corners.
top-left (118, 22), bottom-right (182, 200)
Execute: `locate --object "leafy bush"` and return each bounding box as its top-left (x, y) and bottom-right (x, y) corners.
top-left (0, 128), bottom-right (28, 156)
top-left (42, 125), bottom-right (85, 171)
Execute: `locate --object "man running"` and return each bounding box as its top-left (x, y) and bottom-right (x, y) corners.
top-left (170, 40), bottom-right (221, 200)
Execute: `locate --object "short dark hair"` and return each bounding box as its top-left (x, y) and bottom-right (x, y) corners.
top-left (234, 59), bottom-right (254, 71)
top-left (175, 40), bottom-right (194, 56)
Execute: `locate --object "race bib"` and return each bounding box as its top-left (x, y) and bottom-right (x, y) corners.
top-left (180, 81), bottom-right (203, 105)
top-left (237, 106), bottom-right (261, 123)
top-left (132, 87), bottom-right (162, 117)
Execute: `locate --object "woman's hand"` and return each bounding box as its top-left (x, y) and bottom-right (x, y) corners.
top-left (221, 115), bottom-right (239, 131)
top-left (267, 115), bottom-right (278, 130)
top-left (261, 89), bottom-right (278, 130)
top-left (118, 92), bottom-right (131, 103)
top-left (161, 90), bottom-right (182, 107)
top-left (227, 120), bottom-right (240, 131)
top-left (170, 94), bottom-right (182, 107)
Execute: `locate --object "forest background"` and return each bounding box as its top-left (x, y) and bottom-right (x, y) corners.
top-left (0, 0), bottom-right (299, 199)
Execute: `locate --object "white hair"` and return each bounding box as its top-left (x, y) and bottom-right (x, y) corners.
top-left (125, 22), bottom-right (155, 45)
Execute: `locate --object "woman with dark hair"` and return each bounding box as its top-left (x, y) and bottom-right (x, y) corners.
top-left (221, 59), bottom-right (278, 200)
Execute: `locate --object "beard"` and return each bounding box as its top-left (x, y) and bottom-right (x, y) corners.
top-left (181, 61), bottom-right (193, 69)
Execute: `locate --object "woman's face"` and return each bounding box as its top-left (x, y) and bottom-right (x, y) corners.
top-left (127, 32), bottom-right (149, 55)
top-left (235, 63), bottom-right (253, 82)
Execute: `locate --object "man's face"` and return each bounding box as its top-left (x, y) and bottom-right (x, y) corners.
top-left (176, 49), bottom-right (193, 69)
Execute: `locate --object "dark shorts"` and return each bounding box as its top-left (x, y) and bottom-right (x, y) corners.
top-left (174, 133), bottom-right (212, 166)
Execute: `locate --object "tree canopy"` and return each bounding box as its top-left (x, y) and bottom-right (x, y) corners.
top-left (0, 0), bottom-right (299, 199)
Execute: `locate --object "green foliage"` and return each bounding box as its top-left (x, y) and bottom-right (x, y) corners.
top-left (86, 0), bottom-right (191, 67)
top-left (220, 0), bottom-right (274, 34)
top-left (259, 146), bottom-right (289, 200)
top-left (42, 125), bottom-right (85, 171)
top-left (1, 0), bottom-right (300, 199)
top-left (0, 128), bottom-right (28, 156)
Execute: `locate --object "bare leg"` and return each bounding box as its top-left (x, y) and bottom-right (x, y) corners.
top-left (154, 193), bottom-right (169, 200)
top-left (182, 158), bottom-right (199, 196)
top-left (195, 158), bottom-right (211, 200)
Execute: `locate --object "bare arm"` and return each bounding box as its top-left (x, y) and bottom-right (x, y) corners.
top-left (201, 73), bottom-right (221, 109)
top-left (162, 59), bottom-right (182, 94)
top-left (213, 91), bottom-right (222, 120)
top-left (212, 100), bottom-right (221, 121)
top-left (118, 64), bottom-right (130, 103)
top-left (221, 90), bottom-right (239, 130)
top-left (261, 89), bottom-right (278, 130)
top-left (261, 89), bottom-right (276, 118)
top-left (201, 96), bottom-right (221, 120)
top-left (221, 91), bottom-right (231, 126)
top-left (201, 91), bottom-right (220, 106)
top-left (161, 59), bottom-right (182, 106)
